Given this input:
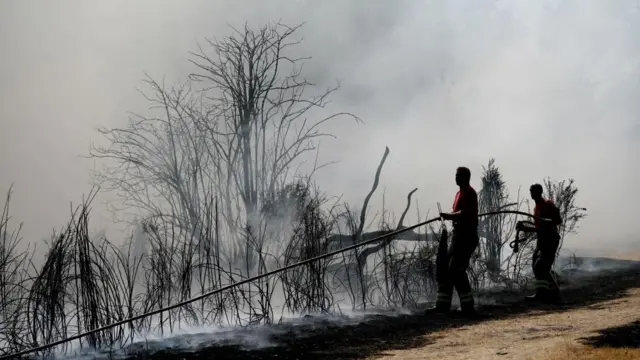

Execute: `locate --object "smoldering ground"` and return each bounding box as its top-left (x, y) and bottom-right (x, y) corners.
top-left (51, 256), bottom-right (640, 360)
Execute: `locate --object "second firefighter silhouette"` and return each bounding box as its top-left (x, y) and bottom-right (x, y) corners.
top-left (434, 166), bottom-right (479, 315)
top-left (516, 183), bottom-right (563, 303)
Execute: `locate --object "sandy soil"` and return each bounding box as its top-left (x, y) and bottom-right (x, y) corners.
top-left (120, 259), bottom-right (640, 360)
top-left (378, 289), bottom-right (640, 359)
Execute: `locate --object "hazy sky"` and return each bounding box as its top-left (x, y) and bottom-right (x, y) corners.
top-left (1, 0), bottom-right (639, 253)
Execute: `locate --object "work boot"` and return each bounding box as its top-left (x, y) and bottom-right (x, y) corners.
top-left (460, 305), bottom-right (477, 317)
top-left (430, 292), bottom-right (452, 314)
top-left (543, 291), bottom-right (561, 304)
top-left (524, 293), bottom-right (546, 302)
top-left (426, 304), bottom-right (450, 314)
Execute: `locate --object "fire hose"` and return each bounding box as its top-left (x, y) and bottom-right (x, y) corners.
top-left (0, 209), bottom-right (549, 360)
top-left (510, 220), bottom-right (537, 253)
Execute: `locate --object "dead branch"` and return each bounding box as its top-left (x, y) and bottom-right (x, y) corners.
top-left (356, 188), bottom-right (419, 266)
top-left (355, 146), bottom-right (390, 238)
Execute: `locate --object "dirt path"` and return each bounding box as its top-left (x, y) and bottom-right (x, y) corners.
top-left (376, 288), bottom-right (640, 359)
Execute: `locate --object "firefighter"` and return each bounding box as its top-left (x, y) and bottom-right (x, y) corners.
top-left (434, 166), bottom-right (480, 315)
top-left (516, 183), bottom-right (563, 303)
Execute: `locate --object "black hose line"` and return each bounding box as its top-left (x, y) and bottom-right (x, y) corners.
top-left (2, 209), bottom-right (542, 360)
top-left (509, 220), bottom-right (537, 253)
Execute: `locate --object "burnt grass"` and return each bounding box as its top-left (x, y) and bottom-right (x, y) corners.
top-left (116, 258), bottom-right (640, 360)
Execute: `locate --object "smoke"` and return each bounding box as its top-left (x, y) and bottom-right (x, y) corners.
top-left (1, 0), bottom-right (639, 253)
top-left (45, 308), bottom-right (415, 360)
top-left (307, 0), bottom-right (640, 253)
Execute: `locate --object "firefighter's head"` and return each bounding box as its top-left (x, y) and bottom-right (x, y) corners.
top-left (455, 166), bottom-right (471, 187)
top-left (529, 183), bottom-right (544, 201)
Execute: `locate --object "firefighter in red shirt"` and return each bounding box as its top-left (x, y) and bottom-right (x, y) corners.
top-left (435, 166), bottom-right (480, 315)
top-left (516, 183), bottom-right (563, 303)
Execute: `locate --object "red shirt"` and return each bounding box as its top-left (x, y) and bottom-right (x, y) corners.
top-left (533, 199), bottom-right (561, 234)
top-left (452, 185), bottom-right (478, 229)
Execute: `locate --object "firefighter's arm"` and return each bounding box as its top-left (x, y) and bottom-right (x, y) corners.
top-left (441, 192), bottom-right (478, 221)
top-left (538, 204), bottom-right (562, 226)
top-left (441, 210), bottom-right (461, 220)
top-left (550, 203), bottom-right (563, 225)
top-left (516, 220), bottom-right (536, 232)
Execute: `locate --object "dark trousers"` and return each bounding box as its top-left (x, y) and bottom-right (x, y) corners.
top-left (436, 228), bottom-right (479, 310)
top-left (532, 233), bottom-right (560, 295)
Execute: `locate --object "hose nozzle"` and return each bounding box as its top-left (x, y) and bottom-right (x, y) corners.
top-left (510, 221), bottom-right (529, 253)
top-left (513, 230), bottom-right (521, 253)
